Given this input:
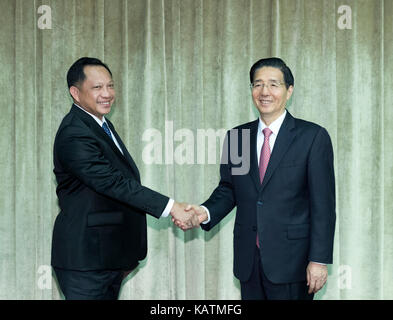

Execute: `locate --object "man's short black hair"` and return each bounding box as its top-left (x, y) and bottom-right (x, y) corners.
top-left (249, 57), bottom-right (294, 88)
top-left (67, 57), bottom-right (112, 89)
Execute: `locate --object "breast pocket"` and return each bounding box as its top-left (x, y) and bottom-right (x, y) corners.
top-left (278, 161), bottom-right (307, 191)
top-left (279, 159), bottom-right (306, 168)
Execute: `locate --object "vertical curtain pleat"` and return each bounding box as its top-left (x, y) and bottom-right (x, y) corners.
top-left (383, 0), bottom-right (393, 300)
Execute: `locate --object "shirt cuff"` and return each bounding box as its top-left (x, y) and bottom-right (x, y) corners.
top-left (200, 205), bottom-right (211, 224)
top-left (160, 198), bottom-right (174, 218)
top-left (310, 261), bottom-right (327, 265)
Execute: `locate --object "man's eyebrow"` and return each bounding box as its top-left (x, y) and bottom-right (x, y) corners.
top-left (253, 78), bottom-right (281, 82)
top-left (91, 80), bottom-right (114, 85)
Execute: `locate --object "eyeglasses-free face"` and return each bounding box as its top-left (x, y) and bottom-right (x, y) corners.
top-left (70, 65), bottom-right (115, 121)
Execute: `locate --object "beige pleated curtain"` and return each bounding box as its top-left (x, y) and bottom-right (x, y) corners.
top-left (1, 0), bottom-right (392, 299)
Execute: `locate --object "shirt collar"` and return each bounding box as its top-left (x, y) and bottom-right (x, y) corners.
top-left (258, 109), bottom-right (287, 136)
top-left (74, 103), bottom-right (107, 127)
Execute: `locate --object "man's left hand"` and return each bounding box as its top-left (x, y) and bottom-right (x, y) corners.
top-left (170, 202), bottom-right (200, 231)
top-left (306, 262), bottom-right (328, 294)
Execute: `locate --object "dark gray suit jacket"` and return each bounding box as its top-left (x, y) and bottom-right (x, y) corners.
top-left (52, 104), bottom-right (169, 271)
top-left (201, 111), bottom-right (336, 284)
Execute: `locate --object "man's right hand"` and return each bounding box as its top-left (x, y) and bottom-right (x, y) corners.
top-left (170, 202), bottom-right (200, 231)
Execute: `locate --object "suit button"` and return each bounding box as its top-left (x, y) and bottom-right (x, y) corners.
top-left (257, 201), bottom-right (263, 205)
top-left (252, 226), bottom-right (257, 231)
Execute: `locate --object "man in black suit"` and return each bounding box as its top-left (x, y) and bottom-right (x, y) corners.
top-left (179, 57), bottom-right (336, 300)
top-left (52, 57), bottom-right (198, 300)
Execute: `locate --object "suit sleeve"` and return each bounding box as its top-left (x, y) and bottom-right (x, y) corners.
top-left (201, 131), bottom-right (237, 231)
top-left (55, 125), bottom-right (169, 218)
top-left (307, 127), bottom-right (336, 263)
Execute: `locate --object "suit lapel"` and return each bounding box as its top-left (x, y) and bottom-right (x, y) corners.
top-left (70, 105), bottom-right (141, 181)
top-left (107, 120), bottom-right (141, 182)
top-left (260, 111), bottom-right (297, 191)
top-left (96, 119), bottom-right (126, 159)
top-left (248, 120), bottom-right (263, 192)
top-left (71, 104), bottom-right (121, 156)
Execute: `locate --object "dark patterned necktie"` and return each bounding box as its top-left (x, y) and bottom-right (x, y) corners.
top-left (102, 122), bottom-right (113, 139)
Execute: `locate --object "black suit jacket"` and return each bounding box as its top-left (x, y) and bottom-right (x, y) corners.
top-left (201, 111), bottom-right (336, 284)
top-left (51, 104), bottom-right (169, 271)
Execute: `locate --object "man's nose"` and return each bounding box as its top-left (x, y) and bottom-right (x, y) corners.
top-left (101, 86), bottom-right (112, 97)
top-left (261, 85), bottom-right (270, 95)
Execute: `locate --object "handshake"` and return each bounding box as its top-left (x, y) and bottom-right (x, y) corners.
top-left (170, 202), bottom-right (209, 231)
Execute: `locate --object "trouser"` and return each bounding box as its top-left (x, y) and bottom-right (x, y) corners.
top-left (240, 247), bottom-right (314, 300)
top-left (53, 267), bottom-right (127, 300)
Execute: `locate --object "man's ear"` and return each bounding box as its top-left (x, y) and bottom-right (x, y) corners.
top-left (69, 86), bottom-right (80, 102)
top-left (286, 85), bottom-right (294, 101)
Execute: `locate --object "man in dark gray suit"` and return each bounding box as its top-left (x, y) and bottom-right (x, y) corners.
top-left (52, 57), bottom-right (198, 300)
top-left (178, 57), bottom-right (336, 300)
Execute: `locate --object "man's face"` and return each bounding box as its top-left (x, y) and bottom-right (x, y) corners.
top-left (251, 66), bottom-right (293, 124)
top-left (70, 65), bottom-right (115, 120)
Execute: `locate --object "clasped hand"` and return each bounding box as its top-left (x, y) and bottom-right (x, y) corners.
top-left (170, 202), bottom-right (207, 231)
